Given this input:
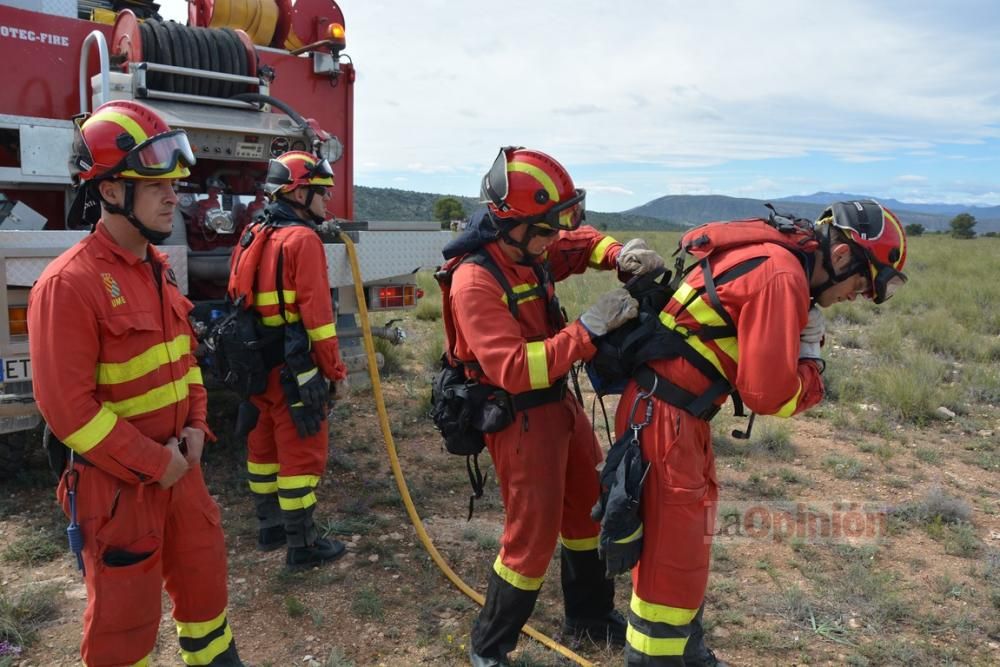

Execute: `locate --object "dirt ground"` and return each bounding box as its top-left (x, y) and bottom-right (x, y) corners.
top-left (2, 322), bottom-right (999, 667)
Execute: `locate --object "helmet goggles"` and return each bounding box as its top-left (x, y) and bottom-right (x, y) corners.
top-left (864, 254), bottom-right (908, 304)
top-left (481, 146), bottom-right (586, 231)
top-left (113, 129), bottom-right (196, 178)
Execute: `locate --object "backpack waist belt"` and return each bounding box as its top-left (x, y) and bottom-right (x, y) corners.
top-left (633, 365), bottom-right (725, 422)
top-left (510, 376), bottom-right (567, 412)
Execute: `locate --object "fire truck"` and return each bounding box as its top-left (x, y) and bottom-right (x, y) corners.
top-left (0, 0), bottom-right (449, 468)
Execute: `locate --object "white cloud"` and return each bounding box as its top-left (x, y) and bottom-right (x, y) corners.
top-left (156, 0), bottom-right (1000, 206)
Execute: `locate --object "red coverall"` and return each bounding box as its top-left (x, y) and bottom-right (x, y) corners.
top-left (446, 229), bottom-right (622, 658)
top-left (28, 224), bottom-right (238, 667)
top-left (235, 211), bottom-right (346, 548)
top-left (616, 242), bottom-right (825, 664)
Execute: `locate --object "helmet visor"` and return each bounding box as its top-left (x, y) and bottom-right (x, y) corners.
top-left (124, 130), bottom-right (196, 177)
top-left (481, 146), bottom-right (524, 210)
top-left (870, 261), bottom-right (907, 304)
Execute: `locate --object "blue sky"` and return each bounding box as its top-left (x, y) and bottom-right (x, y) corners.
top-left (161, 0), bottom-right (1000, 212)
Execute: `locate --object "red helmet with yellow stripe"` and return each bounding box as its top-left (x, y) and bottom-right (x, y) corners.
top-left (481, 147), bottom-right (585, 231)
top-left (264, 151), bottom-right (334, 196)
top-left (816, 200), bottom-right (908, 303)
top-left (71, 100), bottom-right (194, 182)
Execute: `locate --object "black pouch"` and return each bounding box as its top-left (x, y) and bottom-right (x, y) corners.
top-left (234, 400), bottom-right (261, 441)
top-left (430, 361), bottom-right (484, 456)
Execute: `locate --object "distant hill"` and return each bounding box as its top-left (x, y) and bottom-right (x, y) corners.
top-left (628, 193), bottom-right (1000, 233)
top-left (353, 185), bottom-right (683, 231)
top-left (775, 192), bottom-right (1000, 219)
top-left (353, 186), bottom-right (999, 233)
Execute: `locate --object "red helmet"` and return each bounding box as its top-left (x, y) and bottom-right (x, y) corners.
top-left (264, 151), bottom-right (334, 196)
top-left (480, 147), bottom-right (585, 231)
top-left (70, 100), bottom-right (194, 182)
top-left (817, 200), bottom-right (908, 303)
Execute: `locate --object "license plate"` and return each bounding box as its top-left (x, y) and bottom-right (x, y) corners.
top-left (1, 357), bottom-right (31, 383)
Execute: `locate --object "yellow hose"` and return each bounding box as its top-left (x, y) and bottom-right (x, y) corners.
top-left (338, 231), bottom-right (596, 667)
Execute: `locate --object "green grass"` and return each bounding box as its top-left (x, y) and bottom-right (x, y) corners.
top-left (0, 583), bottom-right (61, 649)
top-left (1, 532), bottom-right (62, 567)
top-left (350, 586), bottom-right (385, 621)
top-left (822, 454), bottom-right (869, 480)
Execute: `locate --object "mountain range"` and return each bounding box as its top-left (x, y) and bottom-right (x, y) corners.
top-left (354, 186), bottom-right (999, 233)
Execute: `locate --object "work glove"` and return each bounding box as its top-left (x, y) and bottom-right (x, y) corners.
top-left (579, 288), bottom-right (639, 337)
top-left (592, 433), bottom-right (648, 578)
top-left (617, 238), bottom-right (666, 276)
top-left (279, 367), bottom-right (324, 438)
top-left (799, 306), bottom-right (825, 360)
top-left (283, 322), bottom-right (329, 412)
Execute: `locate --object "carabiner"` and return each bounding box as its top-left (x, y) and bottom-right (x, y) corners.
top-left (628, 375), bottom-right (657, 430)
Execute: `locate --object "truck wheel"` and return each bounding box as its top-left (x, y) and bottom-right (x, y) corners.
top-left (0, 424), bottom-right (46, 477)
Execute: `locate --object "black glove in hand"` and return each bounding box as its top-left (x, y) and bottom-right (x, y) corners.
top-left (594, 435), bottom-right (648, 577)
top-left (295, 367), bottom-right (330, 413)
top-left (279, 367), bottom-right (324, 438)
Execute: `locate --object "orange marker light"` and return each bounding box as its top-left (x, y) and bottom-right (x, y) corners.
top-left (328, 23), bottom-right (346, 43)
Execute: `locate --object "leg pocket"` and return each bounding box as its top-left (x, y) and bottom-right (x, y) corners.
top-left (92, 539), bottom-right (163, 634)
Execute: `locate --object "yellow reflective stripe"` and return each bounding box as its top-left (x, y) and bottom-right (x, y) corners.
top-left (493, 555), bottom-right (544, 591)
top-left (180, 624), bottom-right (233, 666)
top-left (130, 655), bottom-right (151, 667)
top-left (260, 311), bottom-right (301, 327)
top-left (247, 461), bottom-right (280, 475)
top-left (559, 535), bottom-right (599, 551)
top-left (97, 335), bottom-right (191, 385)
top-left (297, 368), bottom-right (318, 385)
top-left (278, 491), bottom-right (317, 511)
top-left (589, 236), bottom-right (618, 267)
top-left (249, 481), bottom-right (278, 494)
top-left (625, 624), bottom-right (688, 657)
top-left (775, 379), bottom-right (803, 418)
top-left (525, 341), bottom-right (550, 390)
top-left (630, 592), bottom-right (700, 626)
top-left (508, 162), bottom-right (559, 201)
top-left (613, 523), bottom-right (643, 544)
top-left (187, 365), bottom-right (203, 386)
top-left (254, 290), bottom-right (297, 307)
top-left (659, 311), bottom-right (727, 377)
top-left (64, 406), bottom-right (118, 453)
top-left (103, 368), bottom-right (200, 419)
top-left (674, 281), bottom-right (739, 362)
top-left (277, 474), bottom-right (320, 489)
top-left (89, 110), bottom-right (148, 144)
top-left (176, 609), bottom-right (227, 639)
top-left (500, 283), bottom-right (542, 306)
top-left (307, 322), bottom-right (337, 342)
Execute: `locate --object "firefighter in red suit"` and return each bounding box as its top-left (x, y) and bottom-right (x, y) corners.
top-left (442, 147), bottom-right (667, 666)
top-left (228, 150), bottom-right (349, 570)
top-left (615, 201), bottom-right (908, 666)
top-left (28, 100), bottom-right (244, 666)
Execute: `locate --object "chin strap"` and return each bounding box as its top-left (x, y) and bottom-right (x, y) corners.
top-left (278, 188), bottom-right (325, 224)
top-left (493, 213), bottom-right (547, 265)
top-left (95, 180), bottom-right (172, 244)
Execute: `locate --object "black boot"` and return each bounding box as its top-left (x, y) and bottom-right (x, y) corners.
top-left (252, 485), bottom-right (284, 551)
top-left (286, 537), bottom-right (346, 571)
top-left (257, 524), bottom-right (286, 552)
top-left (470, 569), bottom-right (540, 662)
top-left (560, 547), bottom-right (624, 646)
top-left (683, 605), bottom-right (729, 667)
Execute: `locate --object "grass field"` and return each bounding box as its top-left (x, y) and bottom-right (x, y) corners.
top-left (1, 233), bottom-right (998, 666)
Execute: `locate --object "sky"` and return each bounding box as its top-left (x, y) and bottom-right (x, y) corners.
top-left (159, 0), bottom-right (1000, 212)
